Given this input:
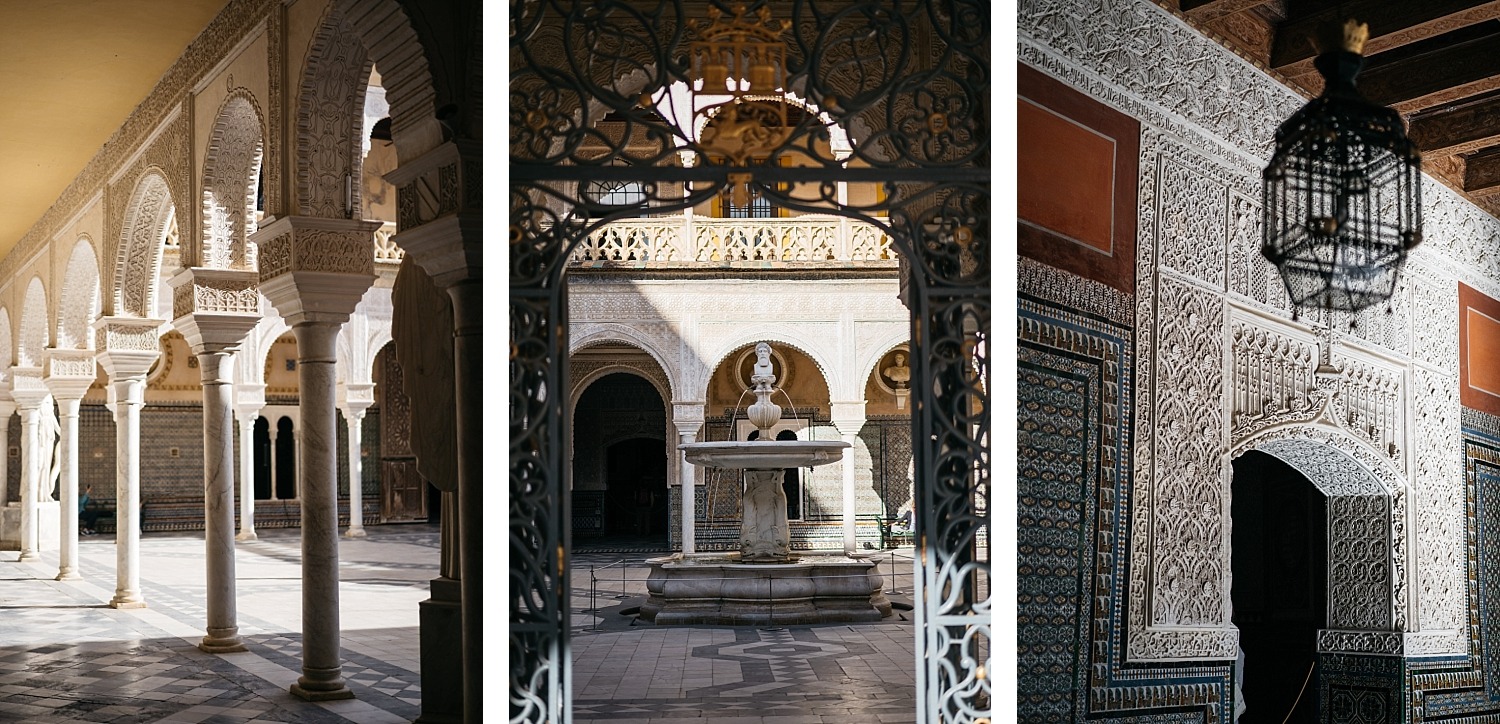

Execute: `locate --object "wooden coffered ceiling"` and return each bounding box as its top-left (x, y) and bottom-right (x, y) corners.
top-left (1164, 0), bottom-right (1500, 219)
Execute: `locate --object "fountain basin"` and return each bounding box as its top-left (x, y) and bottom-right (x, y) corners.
top-left (638, 553), bottom-right (893, 625)
top-left (679, 440), bottom-right (851, 469)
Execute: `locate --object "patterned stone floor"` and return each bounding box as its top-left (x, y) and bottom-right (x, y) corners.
top-left (0, 524), bottom-right (437, 723)
top-left (570, 547), bottom-right (921, 723)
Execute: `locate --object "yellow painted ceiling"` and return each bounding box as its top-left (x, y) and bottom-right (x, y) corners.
top-left (0, 0), bottom-right (230, 260)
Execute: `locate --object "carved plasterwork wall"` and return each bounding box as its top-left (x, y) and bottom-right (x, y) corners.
top-left (296, 6), bottom-right (371, 220)
top-left (114, 172), bottom-right (177, 318)
top-left (198, 91), bottom-right (265, 270)
top-left (1020, 0), bottom-right (1484, 668)
top-left (56, 239), bottom-right (102, 350)
top-left (17, 278), bottom-right (49, 368)
top-left (567, 276), bottom-right (909, 405)
top-left (0, 309), bottom-right (13, 380)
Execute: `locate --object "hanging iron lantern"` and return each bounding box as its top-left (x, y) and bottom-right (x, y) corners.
top-left (1262, 19), bottom-right (1422, 313)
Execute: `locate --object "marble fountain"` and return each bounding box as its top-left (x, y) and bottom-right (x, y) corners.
top-left (639, 342), bottom-right (893, 625)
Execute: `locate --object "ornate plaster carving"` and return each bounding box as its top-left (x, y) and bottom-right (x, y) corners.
top-left (17, 278), bottom-right (49, 368)
top-left (296, 8), bottom-right (370, 219)
top-left (56, 238), bottom-right (102, 351)
top-left (199, 90), bottom-right (265, 271)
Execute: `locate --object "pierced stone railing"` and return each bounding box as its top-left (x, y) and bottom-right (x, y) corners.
top-left (374, 221), bottom-right (404, 263)
top-left (570, 215), bottom-right (896, 265)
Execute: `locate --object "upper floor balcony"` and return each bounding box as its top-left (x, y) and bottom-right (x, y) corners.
top-left (568, 214), bottom-right (898, 269)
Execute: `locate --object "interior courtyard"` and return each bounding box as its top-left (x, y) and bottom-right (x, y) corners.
top-left (0, 0), bottom-right (479, 721)
top-left (1019, 0), bottom-right (1500, 722)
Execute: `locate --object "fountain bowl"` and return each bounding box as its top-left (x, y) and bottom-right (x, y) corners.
top-left (680, 440), bottom-right (851, 470)
top-left (638, 552), bottom-right (892, 626)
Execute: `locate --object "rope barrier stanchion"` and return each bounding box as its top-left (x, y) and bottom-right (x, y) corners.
top-left (886, 550), bottom-right (904, 595)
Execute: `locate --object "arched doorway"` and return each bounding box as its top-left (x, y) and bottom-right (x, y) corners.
top-left (1231, 450), bottom-right (1327, 723)
top-left (573, 373), bottom-right (669, 545)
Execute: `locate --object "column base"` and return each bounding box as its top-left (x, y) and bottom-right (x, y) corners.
top-left (343, 527), bottom-right (367, 539)
top-left (55, 570), bottom-right (81, 581)
top-left (199, 637), bottom-right (248, 654)
top-left (109, 598), bottom-right (147, 610)
top-left (235, 531), bottom-right (258, 542)
top-left (291, 681), bottom-right (355, 702)
top-left (17, 551), bottom-right (40, 562)
top-left (419, 577), bottom-right (463, 723)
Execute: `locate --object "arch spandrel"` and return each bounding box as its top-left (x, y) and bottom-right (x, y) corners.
top-left (569, 323), bottom-right (680, 403)
top-left (698, 331), bottom-right (840, 407)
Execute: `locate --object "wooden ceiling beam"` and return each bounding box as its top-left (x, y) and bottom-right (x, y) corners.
top-left (1270, 0), bottom-right (1500, 74)
top-left (1180, 0), bottom-right (1274, 22)
top-left (1466, 148), bottom-right (1500, 194)
top-left (1409, 94), bottom-right (1500, 157)
top-left (1356, 27), bottom-right (1500, 107)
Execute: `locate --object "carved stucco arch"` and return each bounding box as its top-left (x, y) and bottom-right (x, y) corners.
top-left (0, 307), bottom-right (14, 382)
top-left (326, 0), bottom-right (442, 164)
top-left (18, 277), bottom-right (50, 368)
top-left (699, 331), bottom-right (839, 406)
top-left (567, 341), bottom-right (677, 494)
top-left (570, 324), bottom-right (680, 402)
top-left (114, 169), bottom-right (176, 318)
top-left (57, 237), bottom-right (102, 350)
top-left (296, 4), bottom-right (374, 220)
top-left (1230, 422), bottom-right (1409, 636)
top-left (198, 89), bottom-right (265, 270)
top-left (856, 331), bottom-right (915, 392)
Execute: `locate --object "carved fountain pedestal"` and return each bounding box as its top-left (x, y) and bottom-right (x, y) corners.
top-left (639, 343), bottom-right (892, 626)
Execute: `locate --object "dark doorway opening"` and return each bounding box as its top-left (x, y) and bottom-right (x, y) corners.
top-left (253, 416), bottom-right (272, 500)
top-left (1231, 450), bottom-right (1327, 723)
top-left (603, 438), bottom-right (668, 537)
top-left (275, 417), bottom-right (296, 500)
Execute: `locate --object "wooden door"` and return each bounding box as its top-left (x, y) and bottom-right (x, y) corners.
top-left (378, 344), bottom-right (428, 522)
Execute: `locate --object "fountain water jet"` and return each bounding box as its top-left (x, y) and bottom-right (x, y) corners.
top-left (638, 342), bottom-right (893, 625)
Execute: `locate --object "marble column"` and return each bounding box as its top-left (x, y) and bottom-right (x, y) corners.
top-left (674, 418), bottom-right (702, 555)
top-left (267, 424), bottom-right (280, 499)
top-left (387, 139), bottom-right (481, 720)
top-left (831, 411), bottom-right (866, 556)
top-left (169, 267), bottom-right (261, 654)
top-left (96, 317), bottom-right (163, 609)
top-left (11, 370), bottom-right (48, 563)
top-left (0, 398), bottom-right (13, 510)
top-left (235, 409), bottom-right (259, 540)
top-left (253, 214), bottom-right (378, 702)
top-left (45, 349), bottom-right (94, 581)
top-left (339, 400), bottom-right (371, 538)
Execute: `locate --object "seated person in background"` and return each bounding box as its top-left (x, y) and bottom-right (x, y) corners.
top-left (79, 485), bottom-right (101, 536)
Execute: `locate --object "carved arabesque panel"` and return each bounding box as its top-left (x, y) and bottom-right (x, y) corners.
top-left (1229, 317), bottom-right (1315, 430)
top-left (1156, 156), bottom-right (1225, 289)
top-left (200, 91), bottom-right (265, 271)
top-left (1413, 365), bottom-right (1464, 633)
top-left (56, 239), bottom-right (102, 351)
top-left (17, 279), bottom-right (50, 368)
top-left (297, 8), bottom-right (369, 219)
top-left (1148, 274), bottom-right (1226, 627)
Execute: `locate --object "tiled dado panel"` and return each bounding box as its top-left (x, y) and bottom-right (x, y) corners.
top-left (79, 403), bottom-right (205, 501)
top-left (1019, 258), bottom-right (1233, 723)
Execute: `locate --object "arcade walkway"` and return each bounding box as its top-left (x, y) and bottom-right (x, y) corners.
top-left (0, 525), bottom-right (436, 723)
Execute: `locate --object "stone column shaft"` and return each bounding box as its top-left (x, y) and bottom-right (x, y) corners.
top-left (842, 433), bottom-right (858, 555)
top-left (199, 351), bottom-right (245, 652)
top-left (268, 426), bottom-right (280, 500)
top-left (111, 379), bottom-right (146, 608)
top-left (680, 431), bottom-right (697, 555)
top-left (343, 410), bottom-right (367, 538)
top-left (55, 398), bottom-right (81, 580)
top-left (236, 412), bottom-right (258, 541)
top-left (0, 414), bottom-right (10, 509)
top-left (293, 322), bottom-right (351, 700)
top-left (15, 404), bottom-right (40, 562)
top-left (451, 279), bottom-right (483, 723)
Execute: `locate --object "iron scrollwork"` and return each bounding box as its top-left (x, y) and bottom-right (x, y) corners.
top-left (510, 2), bottom-right (989, 721)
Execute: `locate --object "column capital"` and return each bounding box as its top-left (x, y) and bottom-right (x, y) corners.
top-left (672, 402), bottom-right (706, 426)
top-left (167, 267), bottom-right (262, 353)
top-left (338, 381), bottom-right (375, 414)
top-left (42, 348), bottom-right (96, 402)
top-left (8, 367), bottom-right (49, 408)
top-left (235, 382), bottom-right (266, 413)
top-left (251, 216), bottom-right (380, 326)
top-left (829, 402), bottom-right (867, 437)
top-left (93, 316), bottom-right (163, 383)
top-left (382, 140), bottom-right (479, 288)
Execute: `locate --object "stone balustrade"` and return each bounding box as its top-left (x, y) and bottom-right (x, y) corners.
top-left (570, 215), bottom-right (896, 265)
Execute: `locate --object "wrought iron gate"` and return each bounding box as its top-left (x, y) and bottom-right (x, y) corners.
top-left (510, 2), bottom-right (989, 721)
